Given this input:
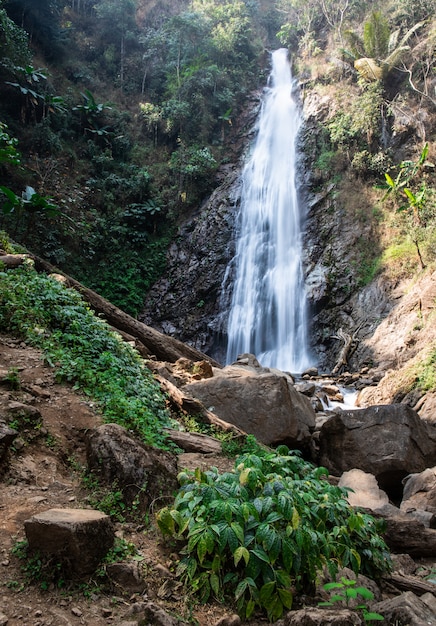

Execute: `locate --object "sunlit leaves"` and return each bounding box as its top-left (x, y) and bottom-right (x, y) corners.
top-left (157, 443), bottom-right (392, 621)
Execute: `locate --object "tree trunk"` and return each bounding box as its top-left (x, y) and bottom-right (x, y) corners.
top-left (26, 254), bottom-right (222, 367)
top-left (0, 254), bottom-right (31, 268)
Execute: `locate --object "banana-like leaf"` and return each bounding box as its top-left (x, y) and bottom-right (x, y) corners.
top-left (354, 57), bottom-right (383, 81)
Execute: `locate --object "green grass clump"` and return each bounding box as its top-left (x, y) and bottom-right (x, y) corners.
top-left (157, 442), bottom-right (391, 622)
top-left (414, 348), bottom-right (436, 392)
top-left (0, 265), bottom-right (172, 449)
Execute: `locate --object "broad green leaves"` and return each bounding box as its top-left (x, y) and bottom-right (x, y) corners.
top-left (157, 444), bottom-right (392, 621)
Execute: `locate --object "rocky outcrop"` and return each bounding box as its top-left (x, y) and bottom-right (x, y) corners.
top-left (183, 358), bottom-right (316, 447)
top-left (86, 423), bottom-right (179, 510)
top-left (317, 404), bottom-right (436, 493)
top-left (24, 508), bottom-right (114, 576)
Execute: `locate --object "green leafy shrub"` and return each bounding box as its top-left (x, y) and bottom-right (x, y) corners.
top-left (0, 265), bottom-right (172, 449)
top-left (157, 445), bottom-right (391, 621)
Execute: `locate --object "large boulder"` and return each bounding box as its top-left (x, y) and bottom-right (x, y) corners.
top-left (338, 469), bottom-right (389, 511)
top-left (86, 424), bottom-right (178, 510)
top-left (317, 404), bottom-right (436, 494)
top-left (401, 467), bottom-right (436, 514)
top-left (183, 362), bottom-right (316, 447)
top-left (24, 508), bottom-right (114, 576)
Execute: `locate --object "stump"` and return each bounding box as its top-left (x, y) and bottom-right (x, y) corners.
top-left (24, 508), bottom-right (114, 576)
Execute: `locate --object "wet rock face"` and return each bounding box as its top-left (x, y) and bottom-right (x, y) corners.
top-left (139, 169), bottom-right (242, 363)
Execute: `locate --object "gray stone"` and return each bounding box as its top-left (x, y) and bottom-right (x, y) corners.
top-left (284, 607), bottom-right (363, 625)
top-left (372, 591), bottom-right (436, 625)
top-left (184, 364), bottom-right (316, 447)
top-left (5, 401), bottom-right (41, 425)
top-left (213, 615), bottom-right (241, 626)
top-left (86, 423), bottom-right (178, 510)
top-left (317, 404), bottom-right (436, 492)
top-left (401, 467), bottom-right (436, 514)
top-left (0, 420), bottom-right (18, 462)
top-left (294, 382), bottom-right (316, 396)
top-left (338, 469), bottom-right (389, 511)
top-left (125, 601), bottom-right (185, 626)
top-left (24, 508), bottom-right (114, 576)
top-left (106, 562), bottom-right (145, 593)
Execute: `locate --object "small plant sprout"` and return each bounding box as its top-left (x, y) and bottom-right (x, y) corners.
top-left (320, 577), bottom-right (384, 622)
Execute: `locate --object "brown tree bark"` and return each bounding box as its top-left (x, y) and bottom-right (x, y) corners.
top-left (24, 253), bottom-right (222, 367)
top-left (0, 254), bottom-right (31, 268)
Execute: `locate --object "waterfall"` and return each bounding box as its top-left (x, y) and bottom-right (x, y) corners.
top-left (226, 48), bottom-right (312, 373)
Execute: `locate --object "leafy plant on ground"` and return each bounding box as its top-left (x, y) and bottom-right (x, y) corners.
top-left (157, 444), bottom-right (391, 622)
top-left (11, 539), bottom-right (65, 591)
top-left (381, 143), bottom-right (436, 269)
top-left (319, 577), bottom-right (384, 622)
top-left (0, 265), bottom-right (173, 449)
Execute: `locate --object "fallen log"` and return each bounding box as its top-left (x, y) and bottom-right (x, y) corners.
top-left (156, 374), bottom-right (245, 436)
top-left (164, 429), bottom-right (223, 454)
top-left (26, 254), bottom-right (221, 367)
top-left (0, 253), bottom-right (30, 268)
top-left (386, 572), bottom-right (436, 597)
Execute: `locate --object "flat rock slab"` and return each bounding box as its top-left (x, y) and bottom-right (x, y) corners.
top-left (25, 508), bottom-right (114, 576)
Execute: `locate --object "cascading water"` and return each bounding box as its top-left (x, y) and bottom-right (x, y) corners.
top-left (226, 48), bottom-right (312, 373)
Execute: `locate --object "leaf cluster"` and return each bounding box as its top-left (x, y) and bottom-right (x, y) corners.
top-left (157, 444), bottom-right (391, 621)
top-left (0, 265), bottom-right (173, 449)
top-left (320, 577), bottom-right (384, 622)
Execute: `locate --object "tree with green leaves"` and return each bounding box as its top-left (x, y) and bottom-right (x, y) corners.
top-left (4, 0), bottom-right (65, 58)
top-left (382, 143), bottom-right (436, 269)
top-left (343, 10), bottom-right (424, 83)
top-left (93, 0), bottom-right (137, 90)
top-left (0, 3), bottom-right (31, 72)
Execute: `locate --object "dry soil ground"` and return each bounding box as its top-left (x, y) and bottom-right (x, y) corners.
top-left (0, 335), bottom-right (251, 626)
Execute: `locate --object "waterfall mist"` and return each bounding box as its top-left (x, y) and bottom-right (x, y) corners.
top-left (226, 48), bottom-right (312, 373)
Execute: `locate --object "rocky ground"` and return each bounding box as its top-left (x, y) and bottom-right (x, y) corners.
top-left (1, 329), bottom-right (436, 626)
top-left (0, 336), bottom-right (243, 626)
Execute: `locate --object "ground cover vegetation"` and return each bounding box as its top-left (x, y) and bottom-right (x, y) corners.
top-left (157, 439), bottom-right (391, 621)
top-left (0, 0), bottom-right (434, 620)
top-left (0, 259), bottom-right (173, 449)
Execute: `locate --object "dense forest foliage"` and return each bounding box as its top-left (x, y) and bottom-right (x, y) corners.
top-left (0, 0), bottom-right (435, 314)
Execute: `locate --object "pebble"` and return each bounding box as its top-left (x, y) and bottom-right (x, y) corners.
top-left (71, 607), bottom-right (82, 617)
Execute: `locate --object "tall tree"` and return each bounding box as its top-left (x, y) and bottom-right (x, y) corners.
top-left (4, 0), bottom-right (64, 57)
top-left (93, 0), bottom-right (137, 91)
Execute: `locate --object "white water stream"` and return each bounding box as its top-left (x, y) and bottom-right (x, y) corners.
top-left (226, 48), bottom-right (312, 373)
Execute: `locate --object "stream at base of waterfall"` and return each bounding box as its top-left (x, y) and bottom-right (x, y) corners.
top-left (226, 48), bottom-right (312, 374)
